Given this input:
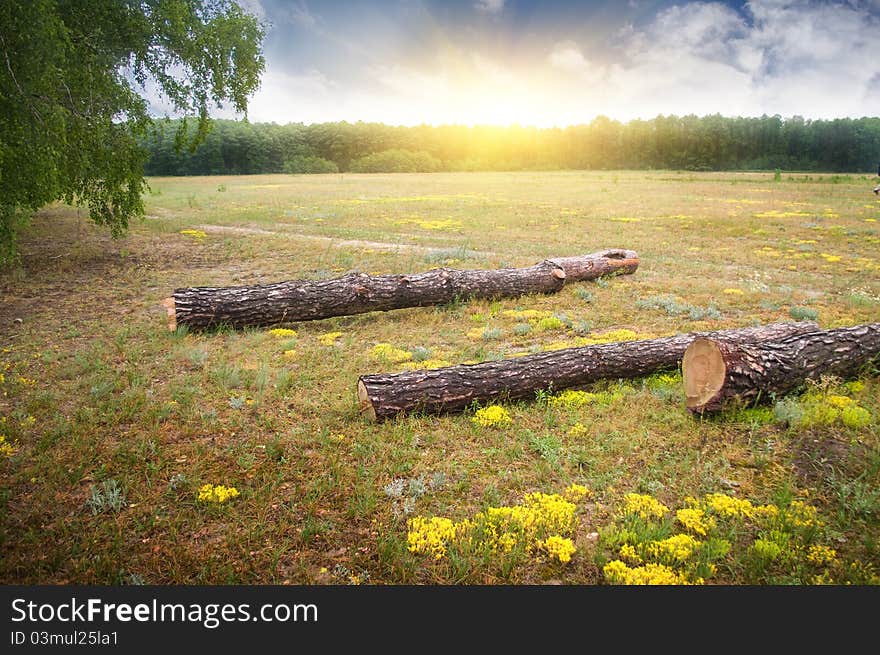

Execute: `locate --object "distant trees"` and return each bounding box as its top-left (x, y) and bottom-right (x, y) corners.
top-left (142, 114), bottom-right (880, 177)
top-left (350, 149), bottom-right (442, 173)
top-left (283, 155), bottom-right (338, 174)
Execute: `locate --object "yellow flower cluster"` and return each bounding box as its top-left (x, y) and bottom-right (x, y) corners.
top-left (548, 390), bottom-right (597, 409)
top-left (539, 536), bottom-right (577, 564)
top-left (401, 359), bottom-right (453, 370)
top-left (676, 507), bottom-right (716, 536)
top-left (568, 423), bottom-right (590, 438)
top-left (620, 493), bottom-right (670, 521)
top-left (197, 484), bottom-right (240, 504)
top-left (576, 329), bottom-right (654, 346)
top-left (807, 544), bottom-right (837, 566)
top-left (703, 493), bottom-right (755, 519)
top-left (603, 560), bottom-right (697, 585)
top-left (179, 229), bottom-right (207, 239)
top-left (370, 343), bottom-right (412, 364)
top-left (535, 316), bottom-right (566, 331)
top-left (723, 288), bottom-right (745, 295)
top-left (472, 405), bottom-right (512, 428)
top-left (268, 328), bottom-right (298, 338)
top-left (395, 218), bottom-right (463, 231)
top-left (784, 500), bottom-right (819, 529)
top-left (407, 487), bottom-right (587, 564)
top-left (318, 331), bottom-right (343, 345)
top-left (0, 435), bottom-right (15, 458)
top-left (563, 484), bottom-right (590, 502)
top-left (482, 492), bottom-right (578, 542)
top-left (797, 391), bottom-right (872, 429)
top-left (644, 534), bottom-right (701, 564)
top-left (407, 516), bottom-right (458, 560)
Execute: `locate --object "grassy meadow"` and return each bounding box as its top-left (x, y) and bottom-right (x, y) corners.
top-left (1, 170), bottom-right (879, 585)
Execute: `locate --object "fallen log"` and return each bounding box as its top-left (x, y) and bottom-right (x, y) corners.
top-left (682, 323), bottom-right (880, 414)
top-left (163, 249), bottom-right (638, 331)
top-left (356, 321), bottom-right (818, 421)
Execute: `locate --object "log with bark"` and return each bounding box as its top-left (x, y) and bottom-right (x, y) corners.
top-left (682, 323), bottom-right (880, 414)
top-left (163, 249), bottom-right (639, 331)
top-left (356, 321), bottom-right (819, 421)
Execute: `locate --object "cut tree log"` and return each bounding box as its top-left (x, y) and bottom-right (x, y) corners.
top-left (162, 249), bottom-right (638, 331)
top-left (356, 321), bottom-right (819, 421)
top-left (682, 323), bottom-right (880, 414)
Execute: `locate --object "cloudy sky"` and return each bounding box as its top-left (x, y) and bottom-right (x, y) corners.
top-left (218, 0), bottom-right (880, 126)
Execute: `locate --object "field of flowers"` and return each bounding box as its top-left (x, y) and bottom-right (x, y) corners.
top-left (1, 170), bottom-right (878, 584)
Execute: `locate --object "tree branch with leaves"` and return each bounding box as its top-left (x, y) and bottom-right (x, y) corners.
top-left (0, 0), bottom-right (265, 264)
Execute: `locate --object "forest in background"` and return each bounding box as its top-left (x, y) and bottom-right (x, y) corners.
top-left (142, 114), bottom-right (880, 176)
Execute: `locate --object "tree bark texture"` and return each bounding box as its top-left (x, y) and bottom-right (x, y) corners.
top-left (357, 321), bottom-right (819, 421)
top-left (163, 249), bottom-right (639, 331)
top-left (683, 323), bottom-right (880, 414)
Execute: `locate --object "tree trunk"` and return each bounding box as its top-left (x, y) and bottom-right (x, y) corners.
top-left (682, 323), bottom-right (880, 414)
top-left (163, 249), bottom-right (639, 331)
top-left (357, 322), bottom-right (819, 421)
top-left (548, 249), bottom-right (638, 281)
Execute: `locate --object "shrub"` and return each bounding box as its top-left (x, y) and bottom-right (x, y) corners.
top-left (350, 149), bottom-right (442, 173)
top-left (283, 154), bottom-right (339, 174)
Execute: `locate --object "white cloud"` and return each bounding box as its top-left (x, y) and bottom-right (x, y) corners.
top-left (235, 0), bottom-right (265, 21)
top-left (475, 0), bottom-right (506, 14)
top-left (214, 0), bottom-right (880, 126)
top-left (548, 42), bottom-right (590, 75)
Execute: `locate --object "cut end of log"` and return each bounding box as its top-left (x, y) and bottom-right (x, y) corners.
top-left (682, 338), bottom-right (726, 412)
top-left (161, 297), bottom-right (177, 332)
top-left (357, 379), bottom-right (378, 421)
top-left (551, 267), bottom-right (566, 281)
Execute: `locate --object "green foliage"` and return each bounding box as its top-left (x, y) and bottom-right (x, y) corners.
top-left (0, 0), bottom-right (265, 263)
top-left (350, 149), bottom-right (442, 173)
top-left (789, 306), bottom-right (819, 321)
top-left (283, 154), bottom-right (339, 174)
top-left (141, 114), bottom-right (880, 179)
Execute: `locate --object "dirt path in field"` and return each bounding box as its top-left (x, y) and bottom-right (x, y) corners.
top-left (193, 223), bottom-right (495, 258)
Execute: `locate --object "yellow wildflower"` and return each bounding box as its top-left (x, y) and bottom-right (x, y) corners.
top-left (268, 328), bottom-right (298, 338)
top-left (370, 343), bottom-right (412, 364)
top-left (704, 493), bottom-right (754, 519)
top-left (676, 507), bottom-right (716, 536)
top-left (407, 516), bottom-right (457, 560)
top-left (539, 536), bottom-right (576, 564)
top-left (841, 405), bottom-right (871, 428)
top-left (723, 288), bottom-right (745, 295)
top-left (472, 405), bottom-right (512, 428)
top-left (603, 560), bottom-right (695, 585)
top-left (0, 435), bottom-right (15, 458)
top-left (318, 331), bottom-right (343, 345)
top-left (197, 483), bottom-right (240, 503)
top-left (645, 534), bottom-right (701, 563)
top-left (548, 390), bottom-right (597, 409)
top-left (620, 493), bottom-right (669, 521)
top-left (179, 229), bottom-right (207, 239)
top-left (283, 349), bottom-right (297, 359)
top-left (619, 544), bottom-right (642, 564)
top-left (563, 484), bottom-right (590, 502)
top-left (806, 544), bottom-right (837, 567)
top-left (401, 358), bottom-right (452, 370)
top-left (568, 423), bottom-right (590, 438)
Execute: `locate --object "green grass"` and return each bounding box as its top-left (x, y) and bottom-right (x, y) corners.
top-left (1, 170), bottom-right (878, 585)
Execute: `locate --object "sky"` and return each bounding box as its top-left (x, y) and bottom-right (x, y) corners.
top-left (205, 0), bottom-right (880, 127)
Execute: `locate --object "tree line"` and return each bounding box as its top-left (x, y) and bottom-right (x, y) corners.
top-left (143, 114), bottom-right (880, 176)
